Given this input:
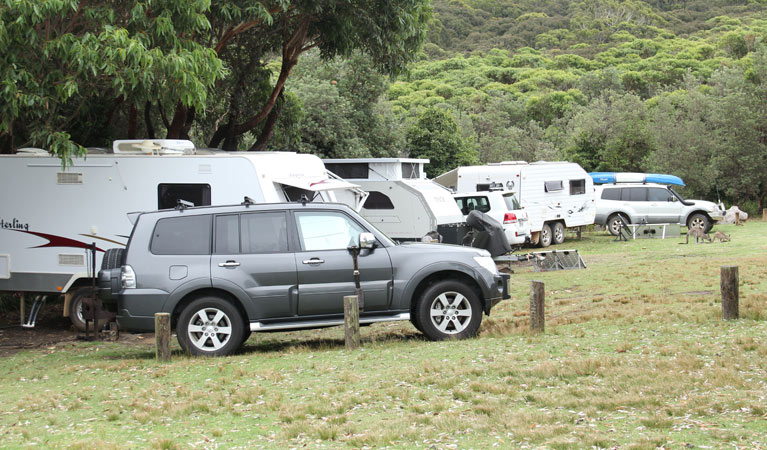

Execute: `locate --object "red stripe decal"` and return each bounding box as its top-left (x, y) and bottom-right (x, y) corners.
top-left (15, 230), bottom-right (105, 252)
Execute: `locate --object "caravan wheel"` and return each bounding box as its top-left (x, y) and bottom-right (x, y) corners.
top-left (69, 287), bottom-right (108, 332)
top-left (552, 222), bottom-right (566, 245)
top-left (539, 223), bottom-right (552, 248)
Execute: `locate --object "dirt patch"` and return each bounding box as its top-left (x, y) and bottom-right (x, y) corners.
top-left (0, 301), bottom-right (153, 357)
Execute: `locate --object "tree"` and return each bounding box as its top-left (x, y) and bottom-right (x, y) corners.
top-left (0, 1), bottom-right (221, 161)
top-left (407, 108), bottom-right (479, 178)
top-left (190, 0), bottom-right (431, 150)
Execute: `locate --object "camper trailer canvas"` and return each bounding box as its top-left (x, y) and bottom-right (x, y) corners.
top-left (0, 140), bottom-right (364, 330)
top-left (435, 161), bottom-right (596, 247)
top-left (323, 158), bottom-right (469, 242)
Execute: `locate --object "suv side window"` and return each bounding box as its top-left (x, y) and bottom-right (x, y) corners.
top-left (456, 196), bottom-right (491, 215)
top-left (503, 193), bottom-right (521, 210)
top-left (295, 211), bottom-right (365, 251)
top-left (648, 188), bottom-right (673, 202)
top-left (622, 187), bottom-right (647, 202)
top-left (214, 214), bottom-right (240, 254)
top-left (601, 188), bottom-right (621, 201)
top-left (150, 215), bottom-right (212, 255)
top-left (241, 212), bottom-right (289, 254)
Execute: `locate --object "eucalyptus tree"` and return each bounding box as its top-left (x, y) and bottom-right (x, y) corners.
top-left (0, 0), bottom-right (221, 161)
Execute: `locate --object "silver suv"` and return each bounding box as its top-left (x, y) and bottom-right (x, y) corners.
top-left (595, 183), bottom-right (724, 235)
top-left (99, 201), bottom-right (509, 356)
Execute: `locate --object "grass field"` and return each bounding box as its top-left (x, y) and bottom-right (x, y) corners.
top-left (1, 223), bottom-right (766, 449)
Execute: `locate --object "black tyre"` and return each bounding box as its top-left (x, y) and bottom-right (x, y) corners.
top-left (414, 280), bottom-right (482, 341)
top-left (539, 223), bottom-right (552, 248)
top-left (177, 297), bottom-right (244, 356)
top-left (101, 248), bottom-right (125, 270)
top-left (607, 214), bottom-right (627, 236)
top-left (552, 221), bottom-right (566, 245)
top-left (688, 213), bottom-right (711, 233)
top-left (69, 287), bottom-right (109, 332)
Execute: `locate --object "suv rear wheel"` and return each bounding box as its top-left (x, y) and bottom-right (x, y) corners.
top-left (177, 297), bottom-right (244, 356)
top-left (688, 213), bottom-right (711, 232)
top-left (414, 280), bottom-right (482, 340)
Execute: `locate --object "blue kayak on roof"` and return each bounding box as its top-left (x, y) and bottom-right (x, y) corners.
top-left (589, 172), bottom-right (685, 186)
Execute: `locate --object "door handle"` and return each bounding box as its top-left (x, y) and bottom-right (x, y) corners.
top-left (218, 261), bottom-right (240, 268)
top-left (302, 258), bottom-right (325, 265)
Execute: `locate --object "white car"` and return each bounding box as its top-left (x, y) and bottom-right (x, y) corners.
top-left (594, 183), bottom-right (725, 235)
top-left (453, 191), bottom-right (531, 246)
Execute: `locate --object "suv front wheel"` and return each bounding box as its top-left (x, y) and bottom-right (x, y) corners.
top-left (177, 296), bottom-right (244, 356)
top-left (415, 280), bottom-right (482, 340)
top-left (687, 213), bottom-right (711, 232)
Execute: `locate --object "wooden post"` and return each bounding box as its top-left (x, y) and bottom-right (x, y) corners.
top-left (721, 266), bottom-right (739, 320)
top-left (155, 312), bottom-right (171, 361)
top-left (344, 295), bottom-right (360, 350)
top-left (530, 280), bottom-right (545, 333)
top-left (762, 208), bottom-right (766, 222)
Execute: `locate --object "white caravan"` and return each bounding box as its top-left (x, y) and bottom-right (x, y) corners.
top-left (0, 140), bottom-right (364, 329)
top-left (322, 158), bottom-right (469, 242)
top-left (435, 161), bottom-right (596, 247)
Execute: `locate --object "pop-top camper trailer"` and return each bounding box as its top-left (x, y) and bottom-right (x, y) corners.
top-left (323, 158), bottom-right (469, 242)
top-left (0, 140), bottom-right (365, 329)
top-left (435, 161), bottom-right (596, 247)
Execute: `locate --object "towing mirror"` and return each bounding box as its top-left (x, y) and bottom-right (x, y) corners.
top-left (359, 232), bottom-right (376, 249)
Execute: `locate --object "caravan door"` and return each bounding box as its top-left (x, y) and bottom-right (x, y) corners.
top-left (292, 210), bottom-right (393, 316)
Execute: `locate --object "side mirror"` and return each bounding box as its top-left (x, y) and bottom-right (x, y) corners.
top-left (359, 232), bottom-right (376, 249)
top-left (669, 197), bottom-right (677, 202)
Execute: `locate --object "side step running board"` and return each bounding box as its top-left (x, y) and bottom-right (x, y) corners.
top-left (250, 313), bottom-right (410, 332)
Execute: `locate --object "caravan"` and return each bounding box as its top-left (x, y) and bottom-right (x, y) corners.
top-left (435, 161), bottom-right (596, 247)
top-left (322, 158), bottom-right (469, 242)
top-left (0, 140), bottom-right (364, 329)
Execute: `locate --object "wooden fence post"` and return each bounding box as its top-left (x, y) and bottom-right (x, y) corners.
top-left (155, 312), bottom-right (171, 361)
top-left (721, 266), bottom-right (739, 320)
top-left (530, 280), bottom-right (545, 333)
top-left (344, 295), bottom-right (360, 350)
top-left (762, 208), bottom-right (766, 222)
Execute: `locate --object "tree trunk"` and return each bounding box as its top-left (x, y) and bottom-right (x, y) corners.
top-left (144, 102), bottom-right (155, 139)
top-left (250, 88), bottom-right (285, 151)
top-left (128, 105), bottom-right (137, 139)
top-left (166, 102), bottom-right (187, 139)
top-left (181, 106), bottom-right (196, 140)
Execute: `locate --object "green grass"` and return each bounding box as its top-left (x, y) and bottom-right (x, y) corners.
top-left (1, 223), bottom-right (766, 448)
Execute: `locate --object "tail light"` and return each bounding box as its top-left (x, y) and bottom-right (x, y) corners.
top-left (121, 265), bottom-right (136, 289)
top-left (503, 213), bottom-right (518, 224)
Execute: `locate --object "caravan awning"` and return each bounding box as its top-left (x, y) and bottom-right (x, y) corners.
top-left (272, 177), bottom-right (359, 192)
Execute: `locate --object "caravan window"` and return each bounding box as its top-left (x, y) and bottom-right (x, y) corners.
top-left (157, 184), bottom-right (211, 210)
top-left (150, 215), bottom-right (211, 255)
top-left (324, 163), bottom-right (368, 179)
top-left (363, 191), bottom-right (395, 210)
top-left (401, 163), bottom-right (420, 179)
top-left (544, 180), bottom-right (564, 192)
top-left (570, 179), bottom-right (586, 195)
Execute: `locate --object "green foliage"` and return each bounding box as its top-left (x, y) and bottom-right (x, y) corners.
top-left (406, 108), bottom-right (479, 178)
top-left (0, 0), bottom-right (221, 160)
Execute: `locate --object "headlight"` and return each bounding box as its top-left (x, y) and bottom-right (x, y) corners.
top-left (473, 256), bottom-right (499, 275)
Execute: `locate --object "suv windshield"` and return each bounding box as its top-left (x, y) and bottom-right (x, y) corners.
top-left (502, 193), bottom-right (521, 210)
